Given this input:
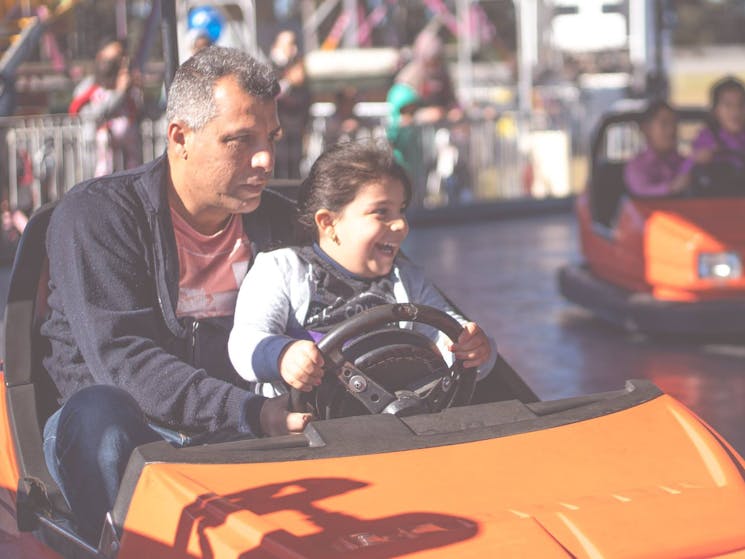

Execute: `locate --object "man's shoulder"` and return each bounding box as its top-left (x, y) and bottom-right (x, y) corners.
top-left (56, 176), bottom-right (137, 218)
top-left (51, 159), bottom-right (164, 230)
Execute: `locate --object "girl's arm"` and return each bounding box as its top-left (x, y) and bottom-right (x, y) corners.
top-left (680, 127), bottom-right (719, 175)
top-left (228, 251), bottom-right (297, 383)
top-left (398, 260), bottom-right (498, 380)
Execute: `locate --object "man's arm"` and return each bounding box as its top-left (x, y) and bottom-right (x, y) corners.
top-left (46, 187), bottom-right (266, 435)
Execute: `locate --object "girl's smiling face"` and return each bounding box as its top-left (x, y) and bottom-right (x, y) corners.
top-left (316, 176), bottom-right (409, 278)
top-left (714, 87), bottom-right (745, 135)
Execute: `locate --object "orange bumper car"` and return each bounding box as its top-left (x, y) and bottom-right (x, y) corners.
top-left (559, 109), bottom-right (745, 335)
top-left (1, 193), bottom-right (744, 558)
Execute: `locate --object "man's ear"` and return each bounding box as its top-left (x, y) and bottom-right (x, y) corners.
top-left (314, 209), bottom-right (336, 238)
top-left (167, 121), bottom-right (190, 159)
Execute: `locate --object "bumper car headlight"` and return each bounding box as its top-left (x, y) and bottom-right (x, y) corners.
top-left (698, 252), bottom-right (742, 280)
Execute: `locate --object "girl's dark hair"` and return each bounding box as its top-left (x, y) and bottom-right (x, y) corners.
top-left (706, 76), bottom-right (745, 133)
top-left (297, 141), bottom-right (412, 243)
top-left (710, 76), bottom-right (745, 110)
top-left (641, 99), bottom-right (674, 124)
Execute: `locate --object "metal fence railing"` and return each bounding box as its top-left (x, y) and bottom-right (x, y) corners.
top-left (0, 114), bottom-right (168, 213)
top-left (305, 102), bottom-right (574, 210)
top-left (3, 114), bottom-right (85, 211)
top-left (0, 104), bottom-right (574, 215)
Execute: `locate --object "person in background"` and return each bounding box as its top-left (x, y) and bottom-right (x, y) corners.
top-left (683, 76), bottom-right (745, 181)
top-left (228, 140), bottom-right (496, 397)
top-left (324, 86), bottom-right (363, 146)
top-left (0, 199), bottom-right (27, 264)
top-left (270, 29), bottom-right (311, 179)
top-left (385, 80), bottom-right (422, 168)
top-left (386, 28), bottom-right (465, 201)
top-left (391, 28), bottom-right (462, 126)
top-left (624, 100), bottom-right (691, 197)
top-left (189, 29), bottom-right (214, 55)
top-left (68, 38), bottom-right (144, 177)
top-left (43, 47), bottom-right (310, 544)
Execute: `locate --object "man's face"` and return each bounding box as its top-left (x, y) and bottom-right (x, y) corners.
top-left (179, 76), bottom-right (282, 224)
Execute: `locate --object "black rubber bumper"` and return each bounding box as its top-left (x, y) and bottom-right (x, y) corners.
top-left (558, 263), bottom-right (745, 336)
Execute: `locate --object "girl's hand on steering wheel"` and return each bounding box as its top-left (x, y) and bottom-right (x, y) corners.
top-left (279, 340), bottom-right (325, 392)
top-left (448, 322), bottom-right (491, 369)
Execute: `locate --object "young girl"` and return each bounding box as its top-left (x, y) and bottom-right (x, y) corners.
top-left (685, 76), bottom-right (745, 178)
top-left (228, 141), bottom-right (496, 397)
top-left (624, 100), bottom-right (691, 197)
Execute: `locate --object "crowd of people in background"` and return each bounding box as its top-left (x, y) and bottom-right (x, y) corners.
top-left (0, 8), bottom-right (744, 260)
top-left (0, 5), bottom-right (743, 546)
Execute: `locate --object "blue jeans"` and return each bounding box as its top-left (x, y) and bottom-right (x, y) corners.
top-left (43, 385), bottom-right (162, 544)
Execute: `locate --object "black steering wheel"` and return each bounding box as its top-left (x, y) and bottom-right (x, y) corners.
top-left (290, 303), bottom-right (477, 419)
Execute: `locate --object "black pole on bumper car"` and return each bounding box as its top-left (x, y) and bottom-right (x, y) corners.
top-left (160, 0), bottom-right (179, 93)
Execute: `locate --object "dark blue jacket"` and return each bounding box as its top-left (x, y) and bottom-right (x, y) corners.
top-left (41, 154), bottom-right (295, 436)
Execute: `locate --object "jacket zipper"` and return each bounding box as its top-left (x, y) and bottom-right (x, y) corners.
top-left (148, 211), bottom-right (170, 324)
top-left (190, 319), bottom-right (200, 365)
top-left (148, 209), bottom-right (186, 338)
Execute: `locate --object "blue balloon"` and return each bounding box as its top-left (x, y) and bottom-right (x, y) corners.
top-left (187, 6), bottom-right (224, 43)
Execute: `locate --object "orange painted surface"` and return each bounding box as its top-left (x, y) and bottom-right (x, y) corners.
top-left (0, 374), bottom-right (62, 559)
top-left (579, 194), bottom-right (745, 301)
top-left (118, 395), bottom-right (745, 558)
top-left (578, 192), bottom-right (648, 293)
top-left (0, 375), bottom-right (19, 498)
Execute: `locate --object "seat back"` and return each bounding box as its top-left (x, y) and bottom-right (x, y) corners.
top-left (4, 203), bottom-right (59, 418)
top-left (3, 203), bottom-right (72, 522)
top-left (590, 161), bottom-right (627, 227)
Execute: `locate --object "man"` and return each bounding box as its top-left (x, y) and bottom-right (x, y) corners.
top-left (42, 47), bottom-right (310, 544)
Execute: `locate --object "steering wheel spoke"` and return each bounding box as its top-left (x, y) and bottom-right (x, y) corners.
top-left (335, 360), bottom-right (396, 414)
top-left (421, 366), bottom-right (458, 409)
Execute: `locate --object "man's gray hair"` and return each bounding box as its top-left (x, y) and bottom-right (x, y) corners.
top-left (165, 46), bottom-right (280, 130)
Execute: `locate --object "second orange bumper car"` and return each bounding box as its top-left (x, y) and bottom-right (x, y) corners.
top-left (559, 108), bottom-right (745, 335)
